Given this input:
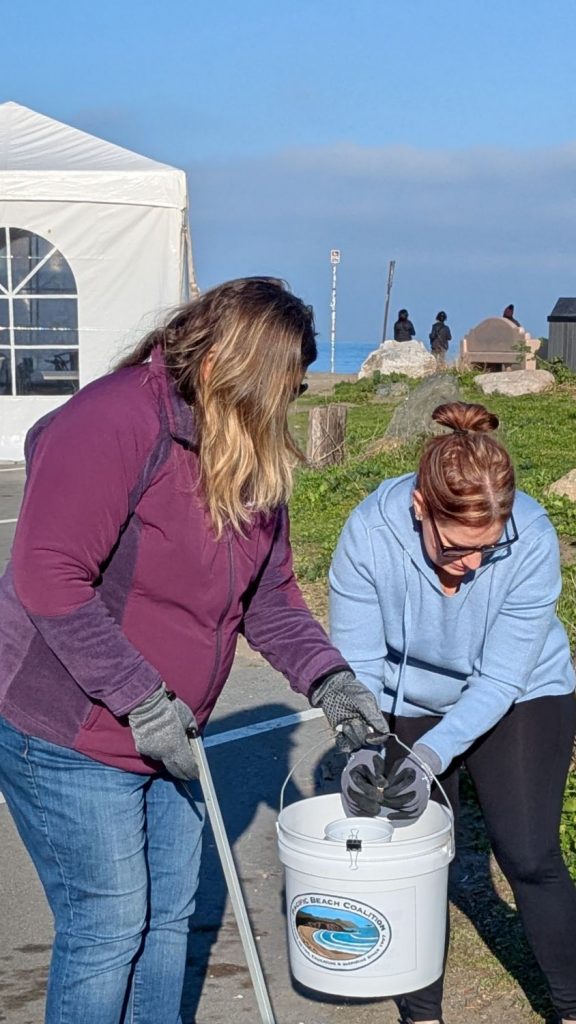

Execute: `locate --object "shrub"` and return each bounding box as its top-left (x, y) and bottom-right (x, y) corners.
top-left (330, 371), bottom-right (416, 405)
top-left (536, 355), bottom-right (576, 384)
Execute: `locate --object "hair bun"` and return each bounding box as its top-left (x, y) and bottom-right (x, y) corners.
top-left (432, 402), bottom-right (499, 435)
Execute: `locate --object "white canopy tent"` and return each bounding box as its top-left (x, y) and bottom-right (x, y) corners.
top-left (0, 101), bottom-right (197, 460)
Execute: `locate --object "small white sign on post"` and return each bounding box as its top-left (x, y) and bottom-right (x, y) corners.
top-left (330, 249), bottom-right (341, 265)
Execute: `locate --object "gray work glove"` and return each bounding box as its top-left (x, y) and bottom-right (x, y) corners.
top-left (128, 684), bottom-right (199, 780)
top-left (342, 749), bottom-right (388, 817)
top-left (343, 745), bottom-right (437, 822)
top-left (310, 670), bottom-right (389, 753)
top-left (378, 751), bottom-right (433, 822)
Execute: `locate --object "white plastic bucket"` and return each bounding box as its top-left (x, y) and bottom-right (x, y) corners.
top-left (277, 792), bottom-right (454, 998)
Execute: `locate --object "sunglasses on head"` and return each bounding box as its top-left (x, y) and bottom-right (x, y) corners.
top-left (428, 512), bottom-right (519, 560)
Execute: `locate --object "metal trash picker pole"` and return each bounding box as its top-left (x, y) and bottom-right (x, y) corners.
top-left (183, 728), bottom-right (277, 1024)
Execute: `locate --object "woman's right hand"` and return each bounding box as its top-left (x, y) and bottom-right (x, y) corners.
top-left (128, 684), bottom-right (199, 780)
top-left (310, 671), bottom-right (389, 753)
top-left (342, 750), bottom-right (388, 816)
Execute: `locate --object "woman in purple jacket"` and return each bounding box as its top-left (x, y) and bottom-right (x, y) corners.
top-left (0, 277), bottom-right (387, 1024)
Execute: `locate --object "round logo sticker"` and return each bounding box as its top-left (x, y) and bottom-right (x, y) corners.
top-left (290, 893), bottom-right (392, 970)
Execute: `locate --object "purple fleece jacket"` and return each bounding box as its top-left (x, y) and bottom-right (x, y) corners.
top-left (0, 348), bottom-right (347, 772)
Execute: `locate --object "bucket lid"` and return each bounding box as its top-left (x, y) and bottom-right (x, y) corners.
top-left (324, 817), bottom-right (393, 845)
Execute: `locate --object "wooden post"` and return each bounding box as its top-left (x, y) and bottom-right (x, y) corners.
top-left (306, 405), bottom-right (347, 467)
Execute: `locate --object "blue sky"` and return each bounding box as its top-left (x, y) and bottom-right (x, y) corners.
top-left (4, 0), bottom-right (576, 358)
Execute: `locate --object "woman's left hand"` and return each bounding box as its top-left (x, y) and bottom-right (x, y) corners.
top-left (378, 754), bottom-right (432, 821)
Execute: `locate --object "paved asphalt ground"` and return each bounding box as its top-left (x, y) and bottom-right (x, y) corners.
top-left (0, 460), bottom-right (404, 1024)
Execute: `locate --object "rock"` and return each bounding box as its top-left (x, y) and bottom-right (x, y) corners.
top-left (475, 370), bottom-right (555, 397)
top-left (385, 374), bottom-right (464, 441)
top-left (358, 340), bottom-right (436, 379)
top-left (548, 469), bottom-right (576, 502)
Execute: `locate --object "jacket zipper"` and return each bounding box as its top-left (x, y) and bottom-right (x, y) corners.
top-left (196, 526), bottom-right (235, 719)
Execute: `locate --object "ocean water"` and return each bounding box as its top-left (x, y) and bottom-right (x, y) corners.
top-left (313, 341), bottom-right (375, 374)
top-left (313, 339), bottom-right (458, 374)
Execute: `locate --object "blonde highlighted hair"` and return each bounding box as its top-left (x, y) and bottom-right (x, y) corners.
top-left (117, 278), bottom-right (317, 534)
top-left (417, 402), bottom-right (515, 525)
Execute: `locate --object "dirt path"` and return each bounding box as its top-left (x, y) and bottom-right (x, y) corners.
top-left (306, 371), bottom-right (357, 394)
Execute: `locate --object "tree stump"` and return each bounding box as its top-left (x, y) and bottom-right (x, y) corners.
top-left (306, 405), bottom-right (347, 467)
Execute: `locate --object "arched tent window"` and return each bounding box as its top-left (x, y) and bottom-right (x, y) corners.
top-left (0, 228), bottom-right (79, 397)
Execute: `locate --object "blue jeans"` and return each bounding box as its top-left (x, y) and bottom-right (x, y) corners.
top-left (0, 715), bottom-right (205, 1024)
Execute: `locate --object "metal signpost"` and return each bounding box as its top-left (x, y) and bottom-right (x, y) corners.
top-left (381, 258), bottom-right (396, 344)
top-left (329, 249), bottom-right (340, 373)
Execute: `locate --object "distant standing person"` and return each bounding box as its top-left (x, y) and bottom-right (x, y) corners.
top-left (503, 304), bottom-right (520, 326)
top-left (428, 311), bottom-right (452, 367)
top-left (394, 309), bottom-right (416, 342)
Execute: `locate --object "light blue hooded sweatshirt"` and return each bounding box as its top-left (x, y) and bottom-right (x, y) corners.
top-left (329, 473), bottom-right (575, 773)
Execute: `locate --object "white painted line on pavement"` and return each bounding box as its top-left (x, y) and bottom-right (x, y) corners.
top-left (0, 518), bottom-right (18, 525)
top-left (204, 706), bottom-right (324, 747)
top-left (0, 468), bottom-right (23, 473)
top-left (0, 708), bottom-right (326, 807)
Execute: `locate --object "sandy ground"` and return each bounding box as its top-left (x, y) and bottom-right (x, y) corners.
top-left (306, 372), bottom-right (357, 394)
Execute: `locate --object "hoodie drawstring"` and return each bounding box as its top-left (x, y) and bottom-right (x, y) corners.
top-left (392, 550), bottom-right (412, 718)
top-left (477, 561), bottom-right (495, 677)
top-left (392, 551), bottom-right (495, 716)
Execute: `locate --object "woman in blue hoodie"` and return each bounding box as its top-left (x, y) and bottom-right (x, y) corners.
top-left (330, 401), bottom-right (576, 1024)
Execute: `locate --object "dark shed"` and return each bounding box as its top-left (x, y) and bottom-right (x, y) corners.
top-left (547, 298), bottom-right (576, 370)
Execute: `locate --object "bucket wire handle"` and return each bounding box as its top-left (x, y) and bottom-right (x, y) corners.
top-left (279, 729), bottom-right (334, 813)
top-left (389, 733), bottom-right (455, 857)
top-left (279, 727), bottom-right (455, 857)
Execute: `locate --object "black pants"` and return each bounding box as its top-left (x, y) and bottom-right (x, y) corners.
top-left (385, 694), bottom-right (576, 1022)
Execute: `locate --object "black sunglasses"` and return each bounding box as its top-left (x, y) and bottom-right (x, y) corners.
top-left (293, 381), bottom-right (308, 399)
top-left (428, 512), bottom-right (519, 560)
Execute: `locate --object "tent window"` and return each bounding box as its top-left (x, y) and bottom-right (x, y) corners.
top-left (13, 298), bottom-right (78, 333)
top-left (0, 228), bottom-right (79, 396)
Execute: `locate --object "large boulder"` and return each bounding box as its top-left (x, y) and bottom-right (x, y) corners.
top-left (548, 469), bottom-right (576, 502)
top-left (385, 374), bottom-right (464, 441)
top-left (475, 369), bottom-right (555, 396)
top-left (358, 340), bottom-right (436, 379)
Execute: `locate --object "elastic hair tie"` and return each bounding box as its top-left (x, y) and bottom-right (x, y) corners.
top-left (452, 428), bottom-right (469, 435)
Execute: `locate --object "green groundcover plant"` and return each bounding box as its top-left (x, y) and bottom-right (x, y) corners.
top-left (289, 370), bottom-right (576, 874)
